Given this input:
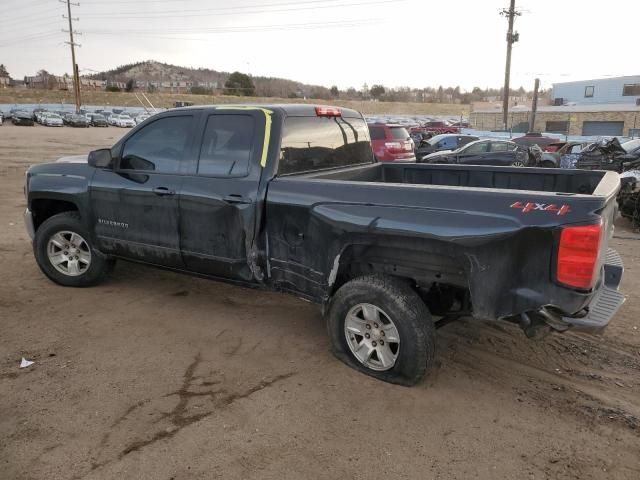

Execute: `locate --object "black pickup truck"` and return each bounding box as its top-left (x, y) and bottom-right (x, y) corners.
top-left (24, 104), bottom-right (625, 385)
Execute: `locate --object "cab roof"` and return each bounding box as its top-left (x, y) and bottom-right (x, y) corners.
top-left (170, 103), bottom-right (364, 118)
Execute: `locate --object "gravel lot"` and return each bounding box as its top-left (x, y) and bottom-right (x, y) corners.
top-left (1, 124), bottom-right (639, 480)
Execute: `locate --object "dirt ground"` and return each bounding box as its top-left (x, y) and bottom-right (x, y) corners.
top-left (1, 124), bottom-right (639, 480)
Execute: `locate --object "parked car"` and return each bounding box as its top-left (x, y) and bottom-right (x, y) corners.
top-left (12, 111), bottom-right (35, 126)
top-left (449, 121), bottom-right (471, 128)
top-left (420, 120), bottom-right (460, 134)
top-left (574, 138), bottom-right (640, 172)
top-left (513, 132), bottom-right (559, 149)
top-left (23, 103), bottom-right (624, 386)
top-left (42, 113), bottom-right (64, 127)
top-left (67, 114), bottom-right (90, 128)
top-left (368, 123), bottom-right (416, 162)
top-left (113, 114), bottom-right (135, 128)
top-left (0, 112), bottom-right (3, 126)
top-left (416, 134), bottom-right (479, 162)
top-left (134, 113), bottom-right (151, 125)
top-left (88, 113), bottom-right (108, 127)
top-left (542, 142), bottom-right (589, 168)
top-left (422, 139), bottom-right (538, 167)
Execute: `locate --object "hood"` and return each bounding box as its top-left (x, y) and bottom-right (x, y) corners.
top-left (55, 154), bottom-right (88, 164)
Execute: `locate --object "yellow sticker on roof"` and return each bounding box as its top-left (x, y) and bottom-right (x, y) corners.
top-left (216, 106), bottom-right (273, 168)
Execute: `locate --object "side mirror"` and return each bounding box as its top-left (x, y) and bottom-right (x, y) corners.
top-left (88, 148), bottom-right (113, 168)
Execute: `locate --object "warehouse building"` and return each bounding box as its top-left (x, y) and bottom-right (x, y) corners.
top-left (552, 75), bottom-right (640, 106)
top-left (470, 104), bottom-right (640, 137)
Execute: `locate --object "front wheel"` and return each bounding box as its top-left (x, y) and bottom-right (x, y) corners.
top-left (34, 212), bottom-right (111, 287)
top-left (327, 275), bottom-right (435, 386)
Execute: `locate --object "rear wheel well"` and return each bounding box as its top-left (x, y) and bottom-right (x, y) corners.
top-left (31, 199), bottom-right (79, 231)
top-left (330, 244), bottom-right (469, 315)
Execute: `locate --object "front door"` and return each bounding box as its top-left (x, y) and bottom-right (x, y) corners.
top-left (90, 113), bottom-right (198, 267)
top-left (179, 110), bottom-right (266, 280)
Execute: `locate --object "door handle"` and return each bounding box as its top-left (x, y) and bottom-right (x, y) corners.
top-left (223, 194), bottom-right (252, 204)
top-left (152, 187), bottom-right (176, 196)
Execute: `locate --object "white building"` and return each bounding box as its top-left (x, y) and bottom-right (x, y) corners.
top-left (552, 75), bottom-right (640, 106)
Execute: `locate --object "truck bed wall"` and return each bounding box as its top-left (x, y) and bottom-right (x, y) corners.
top-left (265, 166), bottom-right (612, 320)
top-left (305, 163), bottom-right (606, 195)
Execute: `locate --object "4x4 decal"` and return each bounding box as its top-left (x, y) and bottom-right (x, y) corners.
top-left (510, 201), bottom-right (571, 216)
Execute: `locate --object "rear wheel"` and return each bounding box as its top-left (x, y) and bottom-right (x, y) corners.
top-left (511, 159), bottom-right (526, 167)
top-left (34, 212), bottom-right (111, 287)
top-left (327, 274), bottom-right (435, 386)
top-left (541, 160), bottom-right (556, 168)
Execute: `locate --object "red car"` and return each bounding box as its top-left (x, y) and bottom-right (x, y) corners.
top-left (368, 123), bottom-right (416, 162)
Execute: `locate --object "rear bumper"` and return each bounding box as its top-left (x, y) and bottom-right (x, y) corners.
top-left (560, 249), bottom-right (625, 332)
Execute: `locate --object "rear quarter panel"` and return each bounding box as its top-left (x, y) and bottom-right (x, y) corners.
top-left (265, 174), bottom-right (612, 319)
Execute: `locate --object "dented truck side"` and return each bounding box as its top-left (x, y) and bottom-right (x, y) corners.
top-left (24, 104), bottom-right (625, 385)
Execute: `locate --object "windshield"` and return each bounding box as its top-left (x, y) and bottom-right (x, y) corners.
top-left (622, 139), bottom-right (640, 153)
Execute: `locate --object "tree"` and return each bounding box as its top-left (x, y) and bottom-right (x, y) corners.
top-left (224, 71), bottom-right (255, 96)
top-left (436, 85), bottom-right (444, 103)
top-left (330, 85), bottom-right (339, 98)
top-left (0, 64), bottom-right (8, 77)
top-left (370, 84), bottom-right (385, 100)
top-left (125, 79), bottom-right (135, 92)
top-left (106, 85), bottom-right (121, 92)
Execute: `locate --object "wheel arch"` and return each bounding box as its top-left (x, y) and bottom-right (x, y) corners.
top-left (328, 241), bottom-right (467, 296)
top-left (31, 198), bottom-right (80, 231)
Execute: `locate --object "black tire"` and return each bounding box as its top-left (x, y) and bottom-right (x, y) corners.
top-left (541, 160), bottom-right (556, 168)
top-left (34, 212), bottom-right (110, 287)
top-left (327, 274), bottom-right (435, 386)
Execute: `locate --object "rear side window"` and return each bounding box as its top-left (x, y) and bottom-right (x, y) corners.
top-left (279, 117), bottom-right (373, 175)
top-left (120, 116), bottom-right (193, 173)
top-left (464, 142), bottom-right (490, 154)
top-left (491, 142), bottom-right (512, 152)
top-left (369, 126), bottom-right (385, 140)
top-left (198, 114), bottom-right (254, 176)
top-left (389, 127), bottom-right (410, 140)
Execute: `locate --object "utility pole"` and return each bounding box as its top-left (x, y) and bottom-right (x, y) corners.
top-left (62, 0), bottom-right (81, 113)
top-left (500, 0), bottom-right (521, 131)
top-left (529, 77), bottom-right (540, 133)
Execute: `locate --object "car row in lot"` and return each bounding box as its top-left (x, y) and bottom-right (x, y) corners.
top-left (3, 107), bottom-right (156, 128)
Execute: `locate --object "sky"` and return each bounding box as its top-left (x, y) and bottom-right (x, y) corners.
top-left (1, 0), bottom-right (638, 92)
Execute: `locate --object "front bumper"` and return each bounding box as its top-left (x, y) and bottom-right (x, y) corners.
top-left (24, 208), bottom-right (35, 240)
top-left (561, 249), bottom-right (625, 332)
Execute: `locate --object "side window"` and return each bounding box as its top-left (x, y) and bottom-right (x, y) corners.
top-left (491, 142), bottom-right (511, 152)
top-left (369, 126), bottom-right (385, 140)
top-left (120, 116), bottom-right (193, 173)
top-left (464, 142), bottom-right (489, 154)
top-left (198, 115), bottom-right (255, 176)
top-left (570, 144), bottom-right (583, 154)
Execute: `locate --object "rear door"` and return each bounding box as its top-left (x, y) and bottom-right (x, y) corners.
top-left (486, 141), bottom-right (517, 165)
top-left (456, 140), bottom-right (490, 164)
top-left (178, 109), bottom-right (266, 280)
top-left (90, 112), bottom-right (198, 267)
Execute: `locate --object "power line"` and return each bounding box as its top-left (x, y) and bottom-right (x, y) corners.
top-left (81, 0), bottom-right (405, 18)
top-left (84, 19), bottom-right (380, 36)
top-left (0, 31), bottom-right (62, 48)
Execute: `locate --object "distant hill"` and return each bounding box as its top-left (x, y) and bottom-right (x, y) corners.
top-left (89, 60), bottom-right (332, 99)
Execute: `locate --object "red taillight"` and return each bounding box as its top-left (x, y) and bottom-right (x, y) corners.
top-left (557, 223), bottom-right (603, 290)
top-left (315, 106), bottom-right (341, 117)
